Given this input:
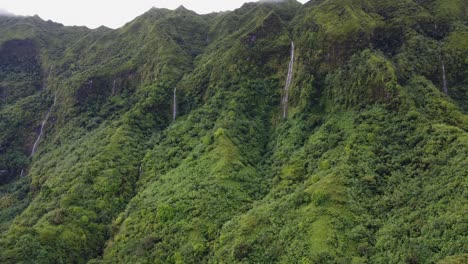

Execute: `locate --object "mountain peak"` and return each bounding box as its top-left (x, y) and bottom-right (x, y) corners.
top-left (259, 0), bottom-right (300, 4)
top-left (176, 5), bottom-right (188, 11)
top-left (174, 5), bottom-right (193, 14)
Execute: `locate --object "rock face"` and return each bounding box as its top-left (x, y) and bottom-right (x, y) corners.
top-left (0, 39), bottom-right (42, 103)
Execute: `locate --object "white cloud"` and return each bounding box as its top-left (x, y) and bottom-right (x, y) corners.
top-left (0, 8), bottom-right (16, 17)
top-left (0, 0), bottom-right (308, 29)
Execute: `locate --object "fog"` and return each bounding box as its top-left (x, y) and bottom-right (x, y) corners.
top-left (0, 8), bottom-right (16, 17)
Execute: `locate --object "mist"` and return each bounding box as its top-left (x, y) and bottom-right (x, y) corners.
top-left (0, 8), bottom-right (16, 17)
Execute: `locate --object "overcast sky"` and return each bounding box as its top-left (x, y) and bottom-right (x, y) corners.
top-left (0, 0), bottom-right (308, 29)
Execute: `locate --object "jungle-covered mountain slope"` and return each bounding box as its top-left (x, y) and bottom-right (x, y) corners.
top-left (0, 0), bottom-right (467, 263)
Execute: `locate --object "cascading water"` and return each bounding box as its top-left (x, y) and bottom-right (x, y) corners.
top-left (112, 79), bottom-right (116, 96)
top-left (1, 86), bottom-right (8, 103)
top-left (441, 62), bottom-right (448, 95)
top-left (173, 87), bottom-right (177, 121)
top-left (30, 93), bottom-right (56, 156)
top-left (282, 41), bottom-right (295, 119)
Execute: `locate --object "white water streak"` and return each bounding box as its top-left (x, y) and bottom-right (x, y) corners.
top-left (282, 41), bottom-right (295, 119)
top-left (173, 87), bottom-right (177, 121)
top-left (442, 62), bottom-right (448, 95)
top-left (112, 79), bottom-right (116, 95)
top-left (30, 93), bottom-right (56, 156)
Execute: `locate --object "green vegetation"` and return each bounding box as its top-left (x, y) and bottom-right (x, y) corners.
top-left (0, 0), bottom-right (466, 263)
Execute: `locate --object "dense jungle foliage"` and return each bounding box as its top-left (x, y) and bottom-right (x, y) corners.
top-left (0, 0), bottom-right (467, 263)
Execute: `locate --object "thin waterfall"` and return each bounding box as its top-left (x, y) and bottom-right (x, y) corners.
top-left (112, 79), bottom-right (116, 96)
top-left (282, 41), bottom-right (295, 119)
top-left (173, 87), bottom-right (177, 121)
top-left (41, 66), bottom-right (53, 92)
top-left (1, 86), bottom-right (7, 103)
top-left (48, 65), bottom-right (54, 81)
top-left (31, 93), bottom-right (56, 157)
top-left (441, 62), bottom-right (448, 95)
top-left (20, 169), bottom-right (24, 177)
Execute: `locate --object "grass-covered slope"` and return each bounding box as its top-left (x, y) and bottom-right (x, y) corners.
top-left (0, 0), bottom-right (467, 263)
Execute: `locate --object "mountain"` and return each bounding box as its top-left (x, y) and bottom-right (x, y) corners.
top-left (0, 0), bottom-right (467, 263)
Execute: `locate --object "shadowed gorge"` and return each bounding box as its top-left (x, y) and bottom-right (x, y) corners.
top-left (0, 0), bottom-right (467, 263)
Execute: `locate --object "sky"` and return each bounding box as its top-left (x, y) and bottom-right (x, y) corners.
top-left (0, 0), bottom-right (308, 29)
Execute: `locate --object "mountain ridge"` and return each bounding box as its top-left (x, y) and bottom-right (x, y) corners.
top-left (0, 0), bottom-right (467, 263)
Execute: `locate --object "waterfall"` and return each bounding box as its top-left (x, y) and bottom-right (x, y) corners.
top-left (48, 66), bottom-right (54, 83)
top-left (173, 87), bottom-right (177, 121)
top-left (1, 86), bottom-right (7, 103)
top-left (30, 93), bottom-right (56, 157)
top-left (112, 79), bottom-right (116, 96)
top-left (30, 107), bottom-right (52, 156)
top-left (20, 169), bottom-right (24, 177)
top-left (282, 41), bottom-right (295, 119)
top-left (441, 62), bottom-right (448, 95)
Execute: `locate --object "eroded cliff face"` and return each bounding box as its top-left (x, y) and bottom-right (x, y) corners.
top-left (0, 1), bottom-right (467, 263)
top-left (0, 39), bottom-right (42, 105)
top-left (0, 39), bottom-right (45, 183)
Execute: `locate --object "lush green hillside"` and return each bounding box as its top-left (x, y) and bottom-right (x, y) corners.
top-left (0, 0), bottom-right (466, 263)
